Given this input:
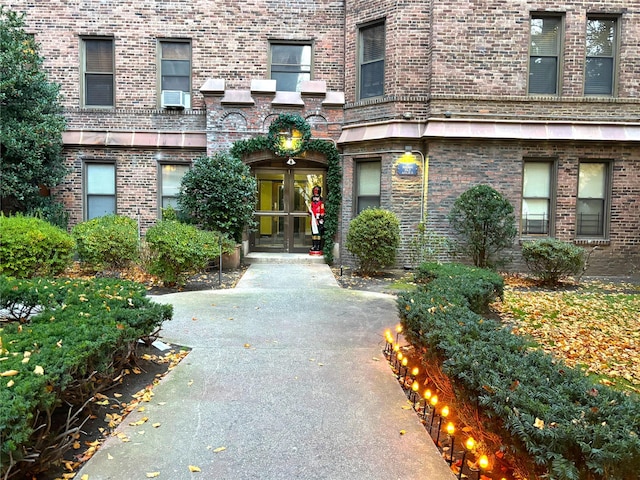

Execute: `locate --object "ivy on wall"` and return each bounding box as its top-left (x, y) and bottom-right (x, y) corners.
top-left (230, 114), bottom-right (342, 263)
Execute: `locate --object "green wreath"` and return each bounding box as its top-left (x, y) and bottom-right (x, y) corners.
top-left (267, 113), bottom-right (312, 157)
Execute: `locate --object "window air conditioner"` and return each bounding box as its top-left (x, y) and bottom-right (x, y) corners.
top-left (161, 90), bottom-right (186, 109)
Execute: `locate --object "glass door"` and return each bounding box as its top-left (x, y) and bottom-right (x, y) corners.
top-left (252, 169), bottom-right (324, 253)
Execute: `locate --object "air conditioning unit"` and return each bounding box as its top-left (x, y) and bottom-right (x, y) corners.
top-left (161, 90), bottom-right (187, 109)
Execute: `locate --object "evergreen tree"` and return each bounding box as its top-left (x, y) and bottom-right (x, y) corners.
top-left (0, 7), bottom-right (67, 214)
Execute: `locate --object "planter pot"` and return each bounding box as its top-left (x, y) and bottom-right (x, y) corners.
top-left (221, 244), bottom-right (241, 270)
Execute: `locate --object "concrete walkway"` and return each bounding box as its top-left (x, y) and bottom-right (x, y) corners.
top-left (77, 264), bottom-right (455, 480)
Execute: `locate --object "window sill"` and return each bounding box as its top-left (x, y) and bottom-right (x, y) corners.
top-left (573, 238), bottom-right (610, 246)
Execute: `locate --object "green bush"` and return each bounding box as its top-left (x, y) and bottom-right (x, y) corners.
top-left (0, 276), bottom-right (172, 478)
top-left (346, 208), bottom-right (400, 274)
top-left (397, 263), bottom-right (640, 480)
top-left (0, 214), bottom-right (75, 278)
top-left (72, 215), bottom-right (139, 270)
top-left (415, 262), bottom-right (504, 311)
top-left (522, 239), bottom-right (586, 286)
top-left (448, 184), bottom-right (517, 268)
top-left (145, 220), bottom-right (221, 286)
top-left (177, 153), bottom-right (257, 243)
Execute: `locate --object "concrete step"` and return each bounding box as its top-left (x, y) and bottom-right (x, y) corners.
top-left (243, 252), bottom-right (326, 264)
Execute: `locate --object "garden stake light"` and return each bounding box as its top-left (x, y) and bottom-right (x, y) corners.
top-left (402, 357), bottom-right (409, 385)
top-left (435, 405), bottom-right (450, 446)
top-left (422, 389), bottom-right (432, 419)
top-left (457, 437), bottom-right (476, 480)
top-left (411, 380), bottom-right (420, 408)
top-left (429, 395), bottom-right (439, 432)
top-left (395, 324), bottom-right (402, 343)
top-left (478, 455), bottom-right (489, 480)
top-left (446, 422), bottom-right (456, 466)
top-left (396, 352), bottom-right (403, 372)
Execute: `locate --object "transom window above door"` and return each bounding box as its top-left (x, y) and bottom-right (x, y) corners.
top-left (269, 43), bottom-right (312, 92)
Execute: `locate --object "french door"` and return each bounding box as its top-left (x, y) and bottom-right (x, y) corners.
top-left (251, 168), bottom-right (325, 253)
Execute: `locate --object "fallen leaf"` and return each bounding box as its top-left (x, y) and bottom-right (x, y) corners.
top-left (399, 430), bottom-right (406, 435)
top-left (188, 465), bottom-right (201, 472)
top-left (1, 370), bottom-right (19, 377)
top-left (146, 473), bottom-right (160, 478)
top-left (213, 446), bottom-right (226, 453)
top-left (152, 422), bottom-right (161, 428)
top-left (107, 453), bottom-right (114, 460)
top-left (534, 417), bottom-right (545, 430)
top-left (34, 365), bottom-right (44, 375)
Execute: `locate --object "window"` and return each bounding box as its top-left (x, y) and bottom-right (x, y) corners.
top-left (529, 15), bottom-right (562, 95)
top-left (159, 164), bottom-right (189, 214)
top-left (269, 43), bottom-right (312, 92)
top-left (85, 163), bottom-right (115, 219)
top-left (358, 21), bottom-right (385, 99)
top-left (356, 161), bottom-right (381, 214)
top-left (585, 17), bottom-right (617, 95)
top-left (522, 161), bottom-right (553, 235)
top-left (81, 38), bottom-right (114, 107)
top-left (577, 162), bottom-right (609, 237)
top-left (160, 40), bottom-right (191, 107)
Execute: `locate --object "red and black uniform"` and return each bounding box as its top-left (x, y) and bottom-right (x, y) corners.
top-left (309, 186), bottom-right (325, 253)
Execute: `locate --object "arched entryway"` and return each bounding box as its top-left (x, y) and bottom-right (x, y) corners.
top-left (250, 164), bottom-right (326, 253)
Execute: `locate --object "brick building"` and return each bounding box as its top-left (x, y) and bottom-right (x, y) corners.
top-left (9, 0), bottom-right (640, 274)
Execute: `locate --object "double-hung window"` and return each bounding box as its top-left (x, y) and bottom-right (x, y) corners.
top-left (269, 43), bottom-right (312, 92)
top-left (85, 163), bottom-right (116, 220)
top-left (81, 38), bottom-right (114, 107)
top-left (577, 162), bottom-right (609, 237)
top-left (522, 161), bottom-right (554, 235)
top-left (159, 164), bottom-right (189, 215)
top-left (585, 17), bottom-right (617, 95)
top-left (160, 40), bottom-right (191, 108)
top-left (356, 161), bottom-right (381, 214)
top-left (358, 21), bottom-right (385, 100)
top-left (529, 15), bottom-right (562, 95)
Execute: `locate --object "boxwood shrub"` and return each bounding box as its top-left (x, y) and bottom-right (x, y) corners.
top-left (145, 220), bottom-right (222, 286)
top-left (72, 214), bottom-right (140, 270)
top-left (0, 276), bottom-right (172, 478)
top-left (0, 214), bottom-right (75, 278)
top-left (398, 263), bottom-right (640, 480)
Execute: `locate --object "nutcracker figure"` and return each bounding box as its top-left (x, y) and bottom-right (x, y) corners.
top-left (309, 185), bottom-right (325, 255)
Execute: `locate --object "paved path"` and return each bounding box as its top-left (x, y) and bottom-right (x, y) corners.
top-left (78, 264), bottom-right (455, 479)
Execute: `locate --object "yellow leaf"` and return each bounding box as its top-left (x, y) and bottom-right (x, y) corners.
top-left (107, 453), bottom-right (114, 460)
top-left (534, 417), bottom-right (545, 430)
top-left (244, 343), bottom-right (251, 348)
top-left (146, 473), bottom-right (160, 478)
top-left (188, 465), bottom-right (201, 472)
top-left (213, 446), bottom-right (226, 453)
top-left (0, 370), bottom-right (19, 377)
top-left (81, 475), bottom-right (89, 480)
top-left (34, 365), bottom-right (44, 375)
top-left (152, 423), bottom-right (161, 428)
top-left (6, 379), bottom-right (14, 387)
top-left (399, 430), bottom-right (406, 435)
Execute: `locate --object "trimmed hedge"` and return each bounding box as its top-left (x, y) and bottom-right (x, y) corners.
top-left (72, 214), bottom-right (140, 270)
top-left (398, 263), bottom-right (640, 480)
top-left (0, 276), bottom-right (172, 477)
top-left (145, 220), bottom-right (222, 286)
top-left (522, 238), bottom-right (586, 286)
top-left (0, 214), bottom-right (75, 278)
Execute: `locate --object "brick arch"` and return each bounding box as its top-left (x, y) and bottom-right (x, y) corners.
top-left (221, 112), bottom-right (248, 131)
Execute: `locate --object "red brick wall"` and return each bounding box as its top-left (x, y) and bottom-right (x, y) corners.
top-left (425, 140), bottom-right (640, 275)
top-left (11, 0), bottom-right (346, 110)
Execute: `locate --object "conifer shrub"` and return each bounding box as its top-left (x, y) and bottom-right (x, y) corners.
top-left (522, 238), bottom-right (586, 286)
top-left (72, 215), bottom-right (139, 270)
top-left (145, 220), bottom-right (221, 286)
top-left (397, 263), bottom-right (640, 480)
top-left (448, 185), bottom-right (517, 268)
top-left (0, 276), bottom-right (172, 478)
top-left (346, 208), bottom-right (400, 274)
top-left (0, 214), bottom-right (75, 278)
